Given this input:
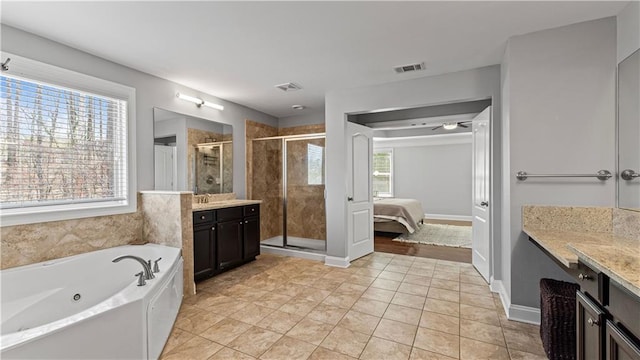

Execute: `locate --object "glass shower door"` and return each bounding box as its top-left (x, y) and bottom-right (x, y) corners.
top-left (251, 138), bottom-right (284, 247)
top-left (284, 137), bottom-right (326, 252)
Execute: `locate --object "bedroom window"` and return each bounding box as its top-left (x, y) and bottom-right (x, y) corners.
top-left (373, 148), bottom-right (393, 197)
top-left (0, 53), bottom-right (136, 226)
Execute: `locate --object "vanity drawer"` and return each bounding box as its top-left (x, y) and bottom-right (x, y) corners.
top-left (607, 281), bottom-right (640, 338)
top-left (217, 206), bottom-right (243, 222)
top-left (244, 204), bottom-right (260, 216)
top-left (193, 210), bottom-right (215, 225)
top-left (577, 261), bottom-right (600, 302)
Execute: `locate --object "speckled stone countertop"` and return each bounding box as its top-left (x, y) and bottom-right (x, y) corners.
top-left (192, 199), bottom-right (262, 211)
top-left (523, 205), bottom-right (640, 298)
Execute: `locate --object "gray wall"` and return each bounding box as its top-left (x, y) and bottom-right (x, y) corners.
top-left (278, 111), bottom-right (325, 128)
top-left (501, 17), bottom-right (616, 310)
top-left (617, 1), bottom-right (640, 63)
top-left (375, 139), bottom-right (473, 218)
top-left (326, 65), bottom-right (502, 268)
top-left (1, 25), bottom-right (278, 197)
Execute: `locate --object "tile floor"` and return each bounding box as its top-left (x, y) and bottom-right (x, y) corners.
top-left (160, 253), bottom-right (547, 360)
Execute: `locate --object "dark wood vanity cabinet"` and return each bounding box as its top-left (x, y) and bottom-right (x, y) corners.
top-left (192, 204), bottom-right (260, 281)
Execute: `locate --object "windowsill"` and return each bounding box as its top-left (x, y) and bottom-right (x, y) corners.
top-left (1, 200), bottom-right (137, 227)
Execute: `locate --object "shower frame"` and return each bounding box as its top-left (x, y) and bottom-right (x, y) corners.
top-left (252, 133), bottom-right (326, 251)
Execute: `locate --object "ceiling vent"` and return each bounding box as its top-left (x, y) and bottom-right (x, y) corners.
top-left (275, 82), bottom-right (302, 92)
top-left (393, 62), bottom-right (426, 74)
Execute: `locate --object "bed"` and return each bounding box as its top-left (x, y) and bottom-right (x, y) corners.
top-left (373, 198), bottom-right (425, 234)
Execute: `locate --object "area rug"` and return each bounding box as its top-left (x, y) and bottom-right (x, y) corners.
top-left (393, 223), bottom-right (472, 248)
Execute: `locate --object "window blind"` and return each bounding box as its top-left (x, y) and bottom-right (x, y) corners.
top-left (0, 74), bottom-right (128, 209)
top-left (373, 149), bottom-right (393, 196)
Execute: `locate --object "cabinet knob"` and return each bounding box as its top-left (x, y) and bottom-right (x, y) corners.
top-left (587, 318), bottom-right (600, 326)
top-left (251, 208), bottom-right (255, 211)
top-left (240, 221), bottom-right (243, 225)
top-left (578, 273), bottom-right (592, 281)
top-left (200, 215), bottom-right (206, 220)
top-left (245, 220), bottom-right (248, 224)
top-left (211, 227), bottom-right (215, 231)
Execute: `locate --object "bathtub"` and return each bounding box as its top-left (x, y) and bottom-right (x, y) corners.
top-left (1, 244), bottom-right (183, 359)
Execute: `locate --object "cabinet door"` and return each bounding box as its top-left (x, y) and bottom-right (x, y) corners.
top-left (193, 224), bottom-right (216, 281)
top-left (606, 320), bottom-right (640, 360)
top-left (243, 216), bottom-right (260, 259)
top-left (577, 291), bottom-right (605, 360)
top-left (217, 220), bottom-right (243, 271)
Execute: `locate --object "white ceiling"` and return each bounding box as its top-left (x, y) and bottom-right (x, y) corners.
top-left (1, 1), bottom-right (627, 118)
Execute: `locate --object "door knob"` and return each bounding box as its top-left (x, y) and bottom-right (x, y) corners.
top-left (347, 197), bottom-right (354, 201)
top-left (480, 201), bottom-right (489, 207)
top-left (621, 169), bottom-right (640, 180)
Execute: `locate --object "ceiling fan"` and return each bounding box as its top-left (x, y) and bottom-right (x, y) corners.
top-left (431, 121), bottom-right (472, 131)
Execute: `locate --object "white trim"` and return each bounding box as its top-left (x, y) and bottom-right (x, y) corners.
top-left (490, 279), bottom-right (541, 325)
top-left (0, 52), bottom-right (137, 227)
top-left (373, 132), bottom-right (472, 148)
top-left (260, 245), bottom-right (326, 262)
top-left (324, 255), bottom-right (351, 268)
top-left (424, 213), bottom-right (473, 222)
top-left (490, 279), bottom-right (511, 319)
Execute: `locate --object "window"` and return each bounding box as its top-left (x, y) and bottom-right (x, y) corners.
top-left (0, 53), bottom-right (136, 226)
top-left (307, 143), bottom-right (324, 185)
top-left (373, 148), bottom-right (393, 197)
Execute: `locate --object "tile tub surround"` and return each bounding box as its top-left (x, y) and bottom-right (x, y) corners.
top-left (523, 205), bottom-right (640, 297)
top-left (160, 252), bottom-right (545, 360)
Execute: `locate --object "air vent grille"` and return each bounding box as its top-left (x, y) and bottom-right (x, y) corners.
top-left (275, 82), bottom-right (302, 92)
top-left (393, 62), bottom-right (425, 74)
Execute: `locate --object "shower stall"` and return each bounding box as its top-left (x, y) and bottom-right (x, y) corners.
top-left (251, 134), bottom-right (326, 254)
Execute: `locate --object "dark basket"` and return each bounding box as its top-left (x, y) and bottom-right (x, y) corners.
top-left (540, 278), bottom-right (580, 360)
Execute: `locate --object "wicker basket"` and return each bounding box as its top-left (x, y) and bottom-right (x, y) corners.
top-left (540, 278), bottom-right (580, 360)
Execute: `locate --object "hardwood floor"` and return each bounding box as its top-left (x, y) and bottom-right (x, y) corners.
top-left (373, 219), bottom-right (473, 263)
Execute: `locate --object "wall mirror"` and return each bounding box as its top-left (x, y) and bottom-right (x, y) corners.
top-left (617, 49), bottom-right (640, 211)
top-left (153, 107), bottom-right (233, 194)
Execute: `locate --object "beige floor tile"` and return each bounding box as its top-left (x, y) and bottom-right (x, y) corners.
top-left (256, 310), bottom-right (304, 334)
top-left (390, 259), bottom-right (414, 267)
top-left (459, 292), bottom-right (495, 310)
top-left (297, 287), bottom-right (332, 303)
top-left (502, 328), bottom-right (546, 356)
top-left (410, 347), bottom-right (457, 360)
top-left (498, 314), bottom-right (541, 334)
top-left (373, 318), bottom-right (418, 346)
top-left (385, 264), bottom-right (411, 274)
top-left (320, 326), bottom-right (370, 358)
top-left (508, 349), bottom-right (549, 360)
top-left (205, 295), bottom-right (250, 314)
top-left (274, 283), bottom-right (308, 297)
top-left (351, 297), bottom-right (390, 317)
top-left (365, 261), bottom-right (388, 270)
top-left (279, 296), bottom-right (319, 316)
top-left (175, 310), bottom-right (225, 334)
top-left (308, 346), bottom-right (356, 360)
top-left (459, 283), bottom-right (492, 296)
top-left (383, 304), bottom-right (422, 326)
top-left (337, 310), bottom-right (381, 335)
top-left (162, 335), bottom-right (223, 360)
top-left (430, 278), bottom-right (460, 291)
top-left (228, 326), bottom-right (282, 358)
top-left (176, 304), bottom-right (207, 319)
top-left (321, 292), bottom-right (360, 309)
top-left (423, 298), bottom-right (460, 317)
top-left (371, 278), bottom-right (402, 291)
top-left (432, 271), bottom-right (460, 282)
top-left (306, 303), bottom-right (349, 325)
top-left (286, 317), bottom-right (334, 345)
top-left (253, 292), bottom-right (293, 310)
top-left (259, 336), bottom-right (317, 360)
top-left (161, 327), bottom-right (196, 356)
top-left (428, 287), bottom-right (460, 303)
top-left (208, 347), bottom-right (257, 360)
top-left (419, 310), bottom-right (460, 335)
top-left (460, 337), bottom-right (509, 360)
top-left (391, 292), bottom-right (426, 310)
top-left (406, 267), bottom-right (433, 276)
top-left (235, 288), bottom-right (271, 303)
top-left (345, 274), bottom-right (376, 286)
top-left (402, 274), bottom-right (432, 286)
top-left (460, 274), bottom-right (487, 286)
top-left (459, 304), bottom-right (501, 327)
top-left (460, 318), bottom-right (505, 346)
top-left (397, 283), bottom-right (430, 297)
top-left (229, 303), bottom-right (276, 325)
top-left (309, 278), bottom-right (343, 291)
top-left (378, 270), bottom-right (406, 281)
top-left (414, 327), bottom-right (460, 359)
top-left (335, 282), bottom-right (368, 295)
top-left (356, 268), bottom-right (383, 278)
top-left (360, 336), bottom-right (412, 360)
top-left (362, 287), bottom-right (396, 303)
top-left (200, 318), bottom-right (252, 345)
top-left (435, 264), bottom-right (461, 273)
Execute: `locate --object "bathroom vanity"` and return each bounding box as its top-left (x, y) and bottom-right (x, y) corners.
top-left (192, 200), bottom-right (261, 281)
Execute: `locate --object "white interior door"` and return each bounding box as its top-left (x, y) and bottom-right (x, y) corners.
top-left (154, 145), bottom-right (177, 191)
top-left (347, 121), bottom-right (374, 261)
top-left (471, 106), bottom-right (491, 282)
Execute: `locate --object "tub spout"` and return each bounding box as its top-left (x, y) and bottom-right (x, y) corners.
top-left (112, 255), bottom-right (155, 280)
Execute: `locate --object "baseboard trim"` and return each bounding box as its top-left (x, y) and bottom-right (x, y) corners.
top-left (260, 245), bottom-right (326, 262)
top-left (509, 305), bottom-right (541, 325)
top-left (324, 255), bottom-right (351, 268)
top-left (490, 279), bottom-right (511, 318)
top-left (424, 213), bottom-right (473, 222)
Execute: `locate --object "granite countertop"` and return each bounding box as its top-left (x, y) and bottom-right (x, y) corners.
top-left (192, 199), bottom-right (262, 211)
top-left (524, 227), bottom-right (640, 298)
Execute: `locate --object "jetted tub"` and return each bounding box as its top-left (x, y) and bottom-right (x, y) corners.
top-left (1, 244), bottom-right (183, 359)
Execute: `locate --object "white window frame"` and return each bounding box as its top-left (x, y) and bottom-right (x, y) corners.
top-left (373, 148), bottom-right (394, 197)
top-left (0, 52), bottom-right (136, 226)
